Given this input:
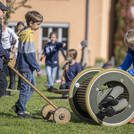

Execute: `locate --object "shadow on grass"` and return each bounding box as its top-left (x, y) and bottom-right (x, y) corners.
top-left (33, 110), bottom-right (97, 125)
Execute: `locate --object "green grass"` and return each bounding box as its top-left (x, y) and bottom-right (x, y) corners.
top-left (0, 76), bottom-right (134, 134)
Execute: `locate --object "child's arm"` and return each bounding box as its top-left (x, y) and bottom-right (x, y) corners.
top-left (118, 52), bottom-right (132, 71)
top-left (40, 54), bottom-right (45, 61)
top-left (61, 71), bottom-right (66, 85)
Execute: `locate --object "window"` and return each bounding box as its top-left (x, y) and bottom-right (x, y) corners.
top-left (40, 23), bottom-right (69, 50)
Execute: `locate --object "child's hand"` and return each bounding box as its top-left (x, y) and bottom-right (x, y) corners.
top-left (40, 55), bottom-right (44, 61)
top-left (9, 52), bottom-right (15, 59)
top-left (61, 80), bottom-right (65, 85)
top-left (37, 71), bottom-right (42, 76)
top-left (62, 42), bottom-right (66, 48)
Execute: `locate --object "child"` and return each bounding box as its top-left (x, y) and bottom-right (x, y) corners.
top-left (40, 32), bottom-right (66, 92)
top-left (16, 21), bottom-right (24, 33)
top-left (16, 22), bottom-right (25, 90)
top-left (1, 18), bottom-right (19, 90)
top-left (60, 49), bottom-right (82, 98)
top-left (80, 40), bottom-right (89, 70)
top-left (11, 11), bottom-right (43, 118)
top-left (118, 29), bottom-right (134, 123)
top-left (0, 2), bottom-right (15, 97)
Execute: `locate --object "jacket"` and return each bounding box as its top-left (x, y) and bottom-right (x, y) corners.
top-left (118, 48), bottom-right (134, 76)
top-left (0, 24), bottom-right (10, 69)
top-left (16, 27), bottom-right (40, 72)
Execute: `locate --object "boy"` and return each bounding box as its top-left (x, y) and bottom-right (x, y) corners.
top-left (12, 11), bottom-right (43, 118)
top-left (118, 29), bottom-right (134, 123)
top-left (0, 2), bottom-right (14, 97)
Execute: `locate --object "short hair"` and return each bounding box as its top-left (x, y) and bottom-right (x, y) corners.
top-left (124, 29), bottom-right (134, 46)
top-left (49, 31), bottom-right (58, 38)
top-left (67, 49), bottom-right (77, 60)
top-left (16, 21), bottom-right (24, 28)
top-left (25, 11), bottom-right (43, 26)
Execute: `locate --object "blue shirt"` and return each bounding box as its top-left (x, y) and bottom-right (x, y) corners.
top-left (118, 48), bottom-right (134, 76)
top-left (42, 41), bottom-right (63, 67)
top-left (65, 62), bottom-right (82, 82)
top-left (0, 24), bottom-right (10, 69)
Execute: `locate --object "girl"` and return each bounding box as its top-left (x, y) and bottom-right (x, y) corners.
top-left (60, 49), bottom-right (82, 98)
top-left (40, 32), bottom-right (66, 92)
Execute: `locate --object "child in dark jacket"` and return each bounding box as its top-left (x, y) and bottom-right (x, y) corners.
top-left (0, 2), bottom-right (14, 97)
top-left (40, 32), bottom-right (66, 92)
top-left (60, 49), bottom-right (82, 98)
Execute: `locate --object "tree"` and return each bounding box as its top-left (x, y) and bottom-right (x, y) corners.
top-left (4, 0), bottom-right (31, 22)
top-left (114, 0), bottom-right (134, 66)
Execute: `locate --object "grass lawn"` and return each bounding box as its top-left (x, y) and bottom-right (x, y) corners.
top-left (0, 76), bottom-right (134, 134)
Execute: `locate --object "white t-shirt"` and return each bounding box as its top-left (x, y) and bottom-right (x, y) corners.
top-left (1, 27), bottom-right (18, 50)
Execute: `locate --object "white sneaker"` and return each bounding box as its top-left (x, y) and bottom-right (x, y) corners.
top-left (55, 79), bottom-right (61, 83)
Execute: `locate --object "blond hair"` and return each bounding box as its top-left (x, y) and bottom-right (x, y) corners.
top-left (49, 31), bottom-right (58, 38)
top-left (124, 29), bottom-right (134, 46)
top-left (25, 11), bottom-right (43, 26)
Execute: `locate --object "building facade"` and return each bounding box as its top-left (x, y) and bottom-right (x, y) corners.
top-left (3, 0), bottom-right (116, 66)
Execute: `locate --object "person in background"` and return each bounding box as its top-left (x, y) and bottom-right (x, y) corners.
top-left (16, 22), bottom-right (25, 90)
top-left (0, 1), bottom-right (15, 97)
top-left (60, 49), bottom-right (82, 99)
top-left (1, 18), bottom-right (18, 90)
top-left (40, 32), bottom-right (66, 92)
top-left (55, 47), bottom-right (66, 83)
top-left (80, 40), bottom-right (89, 70)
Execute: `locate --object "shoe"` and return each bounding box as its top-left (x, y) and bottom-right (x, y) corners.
top-left (47, 86), bottom-right (54, 92)
top-left (18, 113), bottom-right (36, 118)
top-left (11, 105), bottom-right (19, 113)
top-left (62, 94), bottom-right (68, 99)
top-left (100, 107), bottom-right (116, 116)
top-left (101, 98), bottom-right (119, 108)
top-left (129, 119), bottom-right (134, 124)
top-left (55, 79), bottom-right (61, 83)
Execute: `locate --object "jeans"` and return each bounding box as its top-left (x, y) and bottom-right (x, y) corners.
top-left (60, 81), bottom-right (71, 89)
top-left (46, 66), bottom-right (57, 87)
top-left (16, 71), bottom-right (35, 114)
top-left (0, 69), bottom-right (7, 97)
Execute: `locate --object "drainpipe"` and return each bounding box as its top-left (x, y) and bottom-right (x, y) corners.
top-left (85, 0), bottom-right (89, 44)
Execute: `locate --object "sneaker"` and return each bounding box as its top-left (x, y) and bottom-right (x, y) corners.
top-left (47, 86), bottom-right (54, 92)
top-left (129, 119), bottom-right (134, 124)
top-left (55, 79), bottom-right (61, 83)
top-left (62, 94), bottom-right (68, 99)
top-left (100, 107), bottom-right (116, 116)
top-left (18, 113), bottom-right (36, 118)
top-left (11, 105), bottom-right (19, 113)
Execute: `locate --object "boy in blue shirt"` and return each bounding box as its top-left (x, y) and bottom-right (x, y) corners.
top-left (40, 32), bottom-right (66, 92)
top-left (0, 2), bottom-right (15, 97)
top-left (12, 11), bottom-right (43, 118)
top-left (118, 29), bottom-right (134, 123)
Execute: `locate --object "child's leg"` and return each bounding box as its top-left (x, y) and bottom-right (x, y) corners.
top-left (46, 66), bottom-right (53, 87)
top-left (0, 69), bottom-right (7, 97)
top-left (51, 66), bottom-right (58, 85)
top-left (25, 72), bottom-right (35, 107)
top-left (16, 71), bottom-right (34, 114)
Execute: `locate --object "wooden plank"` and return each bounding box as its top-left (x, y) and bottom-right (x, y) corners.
top-left (6, 89), bottom-right (19, 92)
top-left (53, 89), bottom-right (69, 94)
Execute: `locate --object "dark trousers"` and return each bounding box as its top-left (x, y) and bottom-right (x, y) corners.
top-left (0, 69), bottom-right (7, 97)
top-left (4, 48), bottom-right (16, 89)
